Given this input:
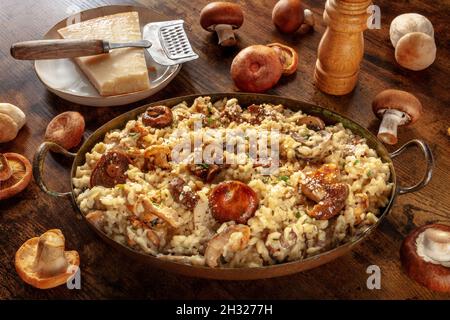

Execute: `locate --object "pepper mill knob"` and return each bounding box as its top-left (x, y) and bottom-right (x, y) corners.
top-left (314, 0), bottom-right (372, 95)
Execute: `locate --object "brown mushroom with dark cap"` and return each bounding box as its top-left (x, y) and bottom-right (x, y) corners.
top-left (142, 105), bottom-right (173, 128)
top-left (372, 89), bottom-right (422, 145)
top-left (200, 2), bottom-right (244, 47)
top-left (231, 45), bottom-right (283, 93)
top-left (297, 116), bottom-right (325, 131)
top-left (400, 224), bottom-right (450, 292)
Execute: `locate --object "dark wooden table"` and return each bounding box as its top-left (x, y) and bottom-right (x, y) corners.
top-left (0, 0), bottom-right (449, 299)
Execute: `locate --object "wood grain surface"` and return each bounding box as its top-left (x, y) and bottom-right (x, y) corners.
top-left (0, 0), bottom-right (449, 299)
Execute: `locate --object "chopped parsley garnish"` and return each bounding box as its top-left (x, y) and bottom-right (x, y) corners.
top-left (279, 175), bottom-right (289, 182)
top-left (367, 170), bottom-right (373, 177)
top-left (197, 163), bottom-right (210, 169)
top-left (354, 159), bottom-right (360, 165)
top-left (295, 211), bottom-right (301, 219)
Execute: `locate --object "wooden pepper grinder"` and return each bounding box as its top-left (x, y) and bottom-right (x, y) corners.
top-left (314, 0), bottom-right (372, 95)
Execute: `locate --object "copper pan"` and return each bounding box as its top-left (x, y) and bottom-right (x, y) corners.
top-left (33, 93), bottom-right (434, 280)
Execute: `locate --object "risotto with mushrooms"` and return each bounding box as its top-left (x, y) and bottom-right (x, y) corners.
top-left (73, 97), bottom-right (393, 268)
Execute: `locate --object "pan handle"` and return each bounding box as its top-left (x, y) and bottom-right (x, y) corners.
top-left (390, 139), bottom-right (434, 195)
top-left (33, 141), bottom-right (76, 198)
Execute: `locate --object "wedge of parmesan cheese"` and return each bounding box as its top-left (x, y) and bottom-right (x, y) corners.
top-left (57, 12), bottom-right (150, 96)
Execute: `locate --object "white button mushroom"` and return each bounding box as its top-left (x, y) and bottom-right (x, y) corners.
top-left (372, 89), bottom-right (422, 145)
top-left (0, 103), bottom-right (26, 143)
top-left (389, 13), bottom-right (436, 71)
top-left (401, 224), bottom-right (450, 292)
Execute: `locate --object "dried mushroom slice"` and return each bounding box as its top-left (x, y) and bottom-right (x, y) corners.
top-left (142, 105), bottom-right (173, 128)
top-left (90, 151), bottom-right (131, 188)
top-left (209, 180), bottom-right (259, 224)
top-left (301, 163), bottom-right (349, 220)
top-left (15, 229), bottom-right (79, 289)
top-left (0, 153), bottom-right (32, 200)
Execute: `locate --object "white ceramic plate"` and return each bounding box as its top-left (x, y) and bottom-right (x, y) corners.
top-left (34, 5), bottom-right (180, 107)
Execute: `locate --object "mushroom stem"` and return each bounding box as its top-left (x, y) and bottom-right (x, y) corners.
top-left (0, 154), bottom-right (12, 181)
top-left (33, 230), bottom-right (69, 277)
top-left (377, 109), bottom-right (407, 145)
top-left (215, 24), bottom-right (236, 46)
top-left (418, 228), bottom-right (450, 265)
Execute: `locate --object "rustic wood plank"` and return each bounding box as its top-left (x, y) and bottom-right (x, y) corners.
top-left (0, 0), bottom-right (448, 299)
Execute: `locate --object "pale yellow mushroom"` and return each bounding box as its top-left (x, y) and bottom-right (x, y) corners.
top-left (15, 229), bottom-right (79, 289)
top-left (205, 225), bottom-right (251, 267)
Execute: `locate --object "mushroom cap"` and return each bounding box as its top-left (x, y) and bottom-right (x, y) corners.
top-left (231, 45), bottom-right (283, 93)
top-left (200, 2), bottom-right (244, 31)
top-left (0, 153), bottom-right (32, 200)
top-left (15, 229), bottom-right (80, 289)
top-left (400, 224), bottom-right (450, 292)
top-left (266, 43), bottom-right (299, 76)
top-left (372, 89), bottom-right (423, 124)
top-left (390, 13), bottom-right (434, 47)
top-left (395, 32), bottom-right (437, 71)
top-left (0, 103), bottom-right (26, 130)
top-left (0, 113), bottom-right (19, 143)
top-left (272, 0), bottom-right (304, 34)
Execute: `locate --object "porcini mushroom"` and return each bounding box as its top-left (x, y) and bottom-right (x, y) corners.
top-left (389, 13), bottom-right (436, 71)
top-left (200, 2), bottom-right (244, 46)
top-left (15, 229), bottom-right (80, 289)
top-left (372, 89), bottom-right (422, 145)
top-left (400, 224), bottom-right (450, 292)
top-left (0, 153), bottom-right (32, 200)
top-left (231, 45), bottom-right (283, 93)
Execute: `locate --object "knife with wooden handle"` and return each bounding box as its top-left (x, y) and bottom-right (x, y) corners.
top-left (10, 39), bottom-right (152, 60)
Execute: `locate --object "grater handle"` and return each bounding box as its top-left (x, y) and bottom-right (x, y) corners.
top-left (11, 39), bottom-right (107, 60)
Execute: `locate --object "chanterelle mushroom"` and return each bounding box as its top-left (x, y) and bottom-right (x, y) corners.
top-left (400, 224), bottom-right (450, 292)
top-left (200, 2), bottom-right (244, 46)
top-left (389, 13), bottom-right (436, 71)
top-left (15, 229), bottom-right (79, 289)
top-left (372, 89), bottom-right (422, 145)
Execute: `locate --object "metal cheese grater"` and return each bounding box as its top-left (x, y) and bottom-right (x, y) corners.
top-left (11, 20), bottom-right (198, 66)
top-left (144, 20), bottom-right (198, 66)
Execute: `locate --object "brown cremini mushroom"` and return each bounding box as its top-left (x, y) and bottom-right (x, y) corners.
top-left (372, 89), bottom-right (422, 145)
top-left (231, 45), bottom-right (283, 93)
top-left (15, 229), bottom-right (80, 289)
top-left (297, 115), bottom-right (325, 131)
top-left (45, 111), bottom-right (85, 150)
top-left (272, 0), bottom-right (314, 34)
top-left (272, 0), bottom-right (304, 34)
top-left (266, 43), bottom-right (299, 76)
top-left (400, 224), bottom-right (450, 292)
top-left (200, 2), bottom-right (244, 47)
top-left (209, 180), bottom-right (259, 224)
top-left (0, 153), bottom-right (32, 200)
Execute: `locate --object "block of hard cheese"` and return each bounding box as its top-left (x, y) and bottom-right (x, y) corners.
top-left (58, 12), bottom-right (150, 96)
